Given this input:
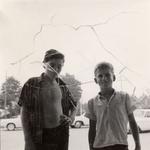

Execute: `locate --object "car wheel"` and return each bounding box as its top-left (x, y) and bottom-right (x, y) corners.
top-left (7, 123), bottom-right (16, 131)
top-left (74, 121), bottom-right (82, 128)
top-left (70, 125), bottom-right (75, 128)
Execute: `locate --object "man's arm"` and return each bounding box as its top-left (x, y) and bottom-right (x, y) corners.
top-left (67, 86), bottom-right (78, 124)
top-left (21, 106), bottom-right (36, 149)
top-left (19, 80), bottom-right (35, 149)
top-left (21, 107), bottom-right (32, 140)
top-left (128, 113), bottom-right (141, 150)
top-left (88, 119), bottom-right (96, 150)
top-left (69, 105), bottom-right (78, 124)
top-left (60, 87), bottom-right (78, 125)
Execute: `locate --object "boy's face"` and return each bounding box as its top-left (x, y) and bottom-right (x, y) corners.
top-left (44, 58), bottom-right (64, 75)
top-left (94, 68), bottom-right (115, 90)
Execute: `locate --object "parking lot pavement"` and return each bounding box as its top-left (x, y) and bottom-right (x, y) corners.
top-left (0, 128), bottom-right (150, 150)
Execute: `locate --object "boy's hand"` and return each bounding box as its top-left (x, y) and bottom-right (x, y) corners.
top-left (135, 144), bottom-right (141, 150)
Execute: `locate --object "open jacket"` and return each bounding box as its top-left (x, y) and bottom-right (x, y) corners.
top-left (18, 73), bottom-right (77, 143)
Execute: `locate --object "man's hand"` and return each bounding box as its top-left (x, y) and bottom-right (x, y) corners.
top-left (69, 115), bottom-right (75, 125)
top-left (60, 114), bottom-right (74, 126)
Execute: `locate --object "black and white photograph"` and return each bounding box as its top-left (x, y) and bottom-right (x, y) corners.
top-left (0, 0), bottom-right (150, 150)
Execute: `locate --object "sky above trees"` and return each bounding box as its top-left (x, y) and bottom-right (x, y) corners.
top-left (0, 0), bottom-right (150, 102)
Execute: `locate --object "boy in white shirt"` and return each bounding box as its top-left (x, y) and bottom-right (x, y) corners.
top-left (85, 62), bottom-right (141, 150)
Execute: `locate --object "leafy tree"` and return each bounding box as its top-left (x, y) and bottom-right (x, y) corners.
top-left (62, 73), bottom-right (82, 102)
top-left (0, 76), bottom-right (22, 116)
top-left (61, 73), bottom-right (82, 114)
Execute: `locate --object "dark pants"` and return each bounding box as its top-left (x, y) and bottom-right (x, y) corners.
top-left (93, 144), bottom-right (128, 150)
top-left (35, 125), bottom-right (69, 150)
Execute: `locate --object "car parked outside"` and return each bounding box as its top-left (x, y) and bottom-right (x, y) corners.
top-left (0, 109), bottom-right (10, 119)
top-left (0, 115), bottom-right (22, 131)
top-left (71, 113), bottom-right (89, 128)
top-left (71, 109), bottom-right (150, 131)
top-left (128, 109), bottom-right (150, 133)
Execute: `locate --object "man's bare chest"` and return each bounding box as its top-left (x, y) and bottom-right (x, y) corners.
top-left (40, 81), bottom-right (62, 103)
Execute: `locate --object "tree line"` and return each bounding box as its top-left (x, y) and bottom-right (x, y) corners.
top-left (0, 74), bottom-right (82, 118)
top-left (1, 74), bottom-right (150, 118)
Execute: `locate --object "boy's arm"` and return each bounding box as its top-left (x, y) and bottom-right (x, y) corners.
top-left (128, 113), bottom-right (141, 150)
top-left (88, 119), bottom-right (96, 150)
